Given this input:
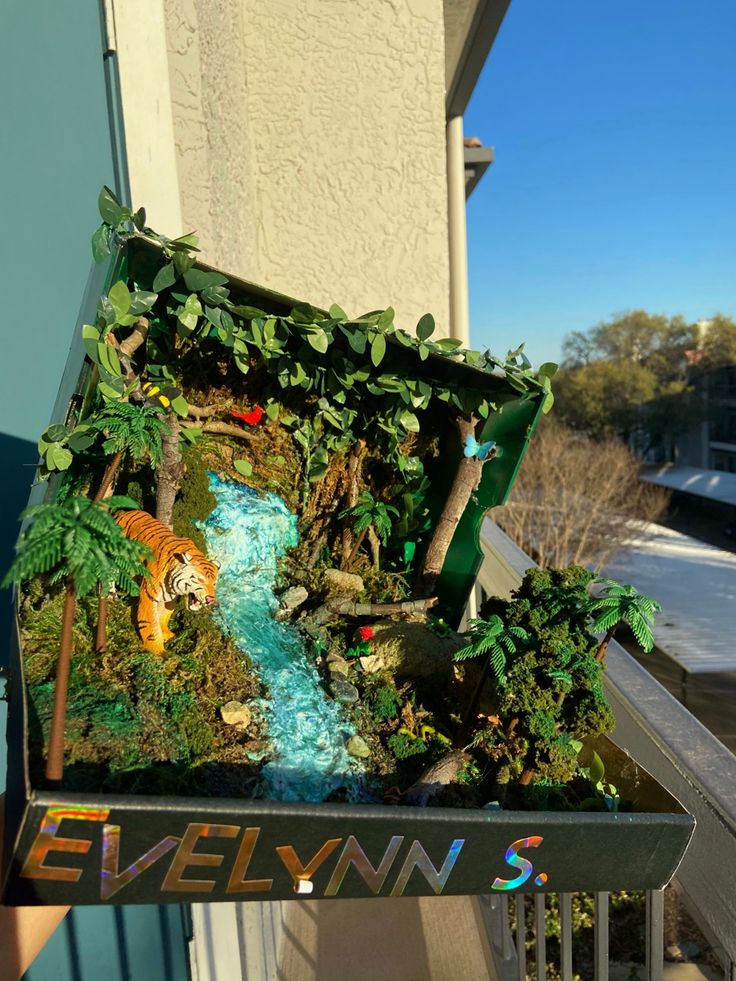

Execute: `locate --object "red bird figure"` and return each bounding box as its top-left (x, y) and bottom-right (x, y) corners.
top-left (231, 406), bottom-right (265, 426)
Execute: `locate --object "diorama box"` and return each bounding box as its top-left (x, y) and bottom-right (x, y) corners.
top-left (2, 234), bottom-right (694, 906)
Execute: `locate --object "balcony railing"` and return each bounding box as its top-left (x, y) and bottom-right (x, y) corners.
top-left (475, 519), bottom-right (736, 980)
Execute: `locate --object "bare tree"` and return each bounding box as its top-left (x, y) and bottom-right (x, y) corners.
top-left (494, 420), bottom-right (669, 571)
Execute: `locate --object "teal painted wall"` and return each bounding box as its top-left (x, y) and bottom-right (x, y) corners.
top-left (0, 6), bottom-right (191, 978)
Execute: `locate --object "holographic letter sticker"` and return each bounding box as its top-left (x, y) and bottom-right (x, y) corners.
top-left (491, 835), bottom-right (546, 891)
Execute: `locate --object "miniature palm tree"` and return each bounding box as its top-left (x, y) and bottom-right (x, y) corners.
top-left (3, 496), bottom-right (151, 784)
top-left (91, 400), bottom-right (167, 502)
top-left (454, 614), bottom-right (529, 745)
top-left (340, 490), bottom-right (399, 569)
top-left (586, 578), bottom-right (662, 663)
top-left (89, 401), bottom-right (167, 651)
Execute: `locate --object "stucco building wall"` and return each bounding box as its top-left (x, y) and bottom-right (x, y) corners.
top-left (163, 0), bottom-right (450, 333)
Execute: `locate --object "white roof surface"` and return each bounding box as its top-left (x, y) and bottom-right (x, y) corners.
top-left (605, 522), bottom-right (736, 674)
top-left (642, 465), bottom-right (736, 507)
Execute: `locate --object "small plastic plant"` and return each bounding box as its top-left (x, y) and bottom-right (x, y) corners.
top-left (586, 579), bottom-right (662, 662)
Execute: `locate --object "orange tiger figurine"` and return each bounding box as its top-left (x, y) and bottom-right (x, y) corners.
top-left (115, 510), bottom-right (220, 654)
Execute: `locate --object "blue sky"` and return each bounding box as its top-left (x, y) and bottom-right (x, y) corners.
top-left (465, 0), bottom-right (736, 368)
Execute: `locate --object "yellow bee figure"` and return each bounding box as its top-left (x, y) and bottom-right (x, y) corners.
top-left (141, 380), bottom-right (181, 412)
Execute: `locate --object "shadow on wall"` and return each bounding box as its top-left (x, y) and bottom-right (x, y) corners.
top-left (0, 433), bottom-right (39, 669)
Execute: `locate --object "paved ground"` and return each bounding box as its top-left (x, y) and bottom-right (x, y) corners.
top-left (605, 522), bottom-right (736, 675)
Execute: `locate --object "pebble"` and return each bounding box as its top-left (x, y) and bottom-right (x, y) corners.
top-left (346, 735), bottom-right (371, 758)
top-left (359, 654), bottom-right (385, 673)
top-left (275, 585), bottom-right (309, 619)
top-left (328, 658), bottom-right (350, 677)
top-left (220, 701), bottom-right (252, 728)
top-left (323, 569), bottom-right (364, 595)
top-left (331, 678), bottom-right (359, 704)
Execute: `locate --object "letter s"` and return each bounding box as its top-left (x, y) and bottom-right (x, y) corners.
top-left (491, 835), bottom-right (544, 891)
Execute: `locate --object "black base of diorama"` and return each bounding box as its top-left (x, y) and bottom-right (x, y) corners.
top-left (1, 620), bottom-right (694, 907)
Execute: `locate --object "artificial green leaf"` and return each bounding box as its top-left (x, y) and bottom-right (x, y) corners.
top-left (183, 268), bottom-right (229, 292)
top-left (169, 232), bottom-right (200, 251)
top-left (370, 332), bottom-right (386, 367)
top-left (204, 305), bottom-right (222, 328)
top-left (307, 330), bottom-right (329, 354)
top-left (133, 206), bottom-right (146, 230)
top-left (171, 395), bottom-right (189, 417)
top-left (587, 751), bottom-right (605, 788)
top-left (418, 343), bottom-right (429, 361)
top-left (96, 341), bottom-right (121, 377)
top-left (108, 280), bottom-right (131, 322)
top-left (67, 425), bottom-right (97, 452)
top-left (46, 444), bottom-right (73, 471)
top-left (98, 185), bottom-right (123, 225)
top-left (435, 337), bottom-right (463, 352)
top-left (398, 410), bottom-right (420, 433)
top-left (542, 391), bottom-right (555, 414)
top-left (44, 424), bottom-right (68, 443)
top-left (152, 262), bottom-right (177, 292)
top-left (201, 284), bottom-right (230, 306)
top-left (129, 291), bottom-right (157, 316)
top-left (341, 325), bottom-right (367, 355)
top-left (172, 251), bottom-right (195, 276)
top-left (234, 459), bottom-right (253, 477)
top-left (538, 361), bottom-right (558, 378)
top-left (82, 324), bottom-right (101, 361)
top-left (329, 303), bottom-right (347, 320)
top-left (377, 307), bottom-right (395, 329)
top-left (230, 304), bottom-right (268, 319)
top-left (416, 313), bottom-right (435, 341)
top-left (91, 224), bottom-right (111, 263)
top-left (265, 402), bottom-right (280, 421)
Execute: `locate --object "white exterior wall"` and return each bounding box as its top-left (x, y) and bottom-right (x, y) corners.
top-left (163, 0), bottom-right (450, 333)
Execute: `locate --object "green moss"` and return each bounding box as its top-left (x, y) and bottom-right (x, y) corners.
top-left (20, 579), bottom-right (267, 797)
top-left (388, 732), bottom-right (427, 760)
top-left (172, 445), bottom-right (217, 551)
top-left (365, 681), bottom-right (401, 721)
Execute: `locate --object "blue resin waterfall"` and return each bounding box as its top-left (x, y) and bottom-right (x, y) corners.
top-left (203, 474), bottom-right (361, 801)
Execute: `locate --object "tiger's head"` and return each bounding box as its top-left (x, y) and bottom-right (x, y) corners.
top-left (169, 551), bottom-right (220, 611)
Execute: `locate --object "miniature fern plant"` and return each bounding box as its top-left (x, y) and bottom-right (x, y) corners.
top-left (454, 615), bottom-right (529, 686)
top-left (340, 490), bottom-right (399, 569)
top-left (586, 579), bottom-right (662, 662)
top-left (90, 401), bottom-right (168, 502)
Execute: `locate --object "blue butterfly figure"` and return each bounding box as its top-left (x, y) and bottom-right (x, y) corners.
top-left (464, 433), bottom-right (497, 461)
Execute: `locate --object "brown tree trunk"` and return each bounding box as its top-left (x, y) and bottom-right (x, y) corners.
top-left (92, 449), bottom-right (124, 503)
top-left (417, 416), bottom-right (487, 597)
top-left (595, 626), bottom-right (617, 663)
top-left (45, 579), bottom-right (76, 785)
top-left (367, 526), bottom-right (381, 569)
top-left (343, 527), bottom-right (368, 570)
top-left (95, 593), bottom-right (108, 654)
top-left (156, 414), bottom-right (185, 530)
top-left (519, 769), bottom-right (534, 786)
top-left (341, 440), bottom-right (366, 566)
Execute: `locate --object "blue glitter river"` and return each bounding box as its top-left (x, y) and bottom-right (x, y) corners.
top-left (202, 474), bottom-right (361, 802)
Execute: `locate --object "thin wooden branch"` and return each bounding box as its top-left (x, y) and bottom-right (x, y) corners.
top-left (118, 317), bottom-right (150, 358)
top-left (181, 420), bottom-right (254, 441)
top-left (325, 596), bottom-right (438, 617)
top-left (187, 404), bottom-right (222, 419)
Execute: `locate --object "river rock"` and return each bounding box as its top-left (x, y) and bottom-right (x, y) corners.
top-left (331, 678), bottom-right (359, 704)
top-left (346, 735), bottom-right (371, 758)
top-left (328, 657), bottom-right (350, 677)
top-left (275, 585), bottom-right (309, 619)
top-left (359, 654), bottom-right (385, 673)
top-left (323, 569), bottom-right (364, 595)
top-left (368, 621), bottom-right (463, 682)
top-left (220, 700), bottom-right (252, 728)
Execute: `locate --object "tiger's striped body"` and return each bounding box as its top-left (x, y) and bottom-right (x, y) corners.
top-left (116, 510), bottom-right (220, 654)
